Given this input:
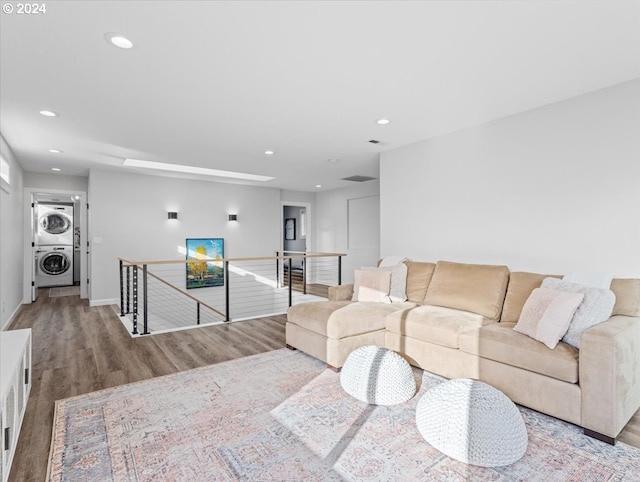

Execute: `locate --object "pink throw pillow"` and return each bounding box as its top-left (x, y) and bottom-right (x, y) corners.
top-left (514, 288), bottom-right (584, 349)
top-left (352, 269), bottom-right (392, 303)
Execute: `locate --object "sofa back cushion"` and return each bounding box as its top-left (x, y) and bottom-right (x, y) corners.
top-left (424, 261), bottom-right (510, 321)
top-left (501, 272), bottom-right (561, 323)
top-left (610, 278), bottom-right (640, 316)
top-left (502, 273), bottom-right (640, 321)
top-left (405, 261), bottom-right (436, 304)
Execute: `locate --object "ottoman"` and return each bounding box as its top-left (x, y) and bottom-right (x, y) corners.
top-left (340, 345), bottom-right (416, 405)
top-left (416, 378), bottom-right (528, 467)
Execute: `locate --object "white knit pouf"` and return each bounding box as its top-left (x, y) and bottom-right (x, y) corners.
top-left (416, 378), bottom-right (528, 467)
top-left (340, 345), bottom-right (416, 405)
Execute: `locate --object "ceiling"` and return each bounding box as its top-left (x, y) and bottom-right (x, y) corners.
top-left (1, 1), bottom-right (639, 192)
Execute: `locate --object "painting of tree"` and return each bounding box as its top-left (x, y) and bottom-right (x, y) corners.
top-left (186, 238), bottom-right (224, 289)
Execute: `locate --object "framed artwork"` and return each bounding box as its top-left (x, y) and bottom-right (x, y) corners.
top-left (185, 238), bottom-right (224, 289)
top-left (285, 218), bottom-right (296, 240)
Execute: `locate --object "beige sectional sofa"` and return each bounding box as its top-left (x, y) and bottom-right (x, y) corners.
top-left (286, 260), bottom-right (640, 444)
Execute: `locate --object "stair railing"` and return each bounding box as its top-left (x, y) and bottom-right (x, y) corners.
top-left (118, 251), bottom-right (344, 335)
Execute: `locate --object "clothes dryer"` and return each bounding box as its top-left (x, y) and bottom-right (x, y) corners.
top-left (37, 204), bottom-right (73, 245)
top-left (36, 246), bottom-right (73, 287)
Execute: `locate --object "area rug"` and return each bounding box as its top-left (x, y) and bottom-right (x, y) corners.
top-left (48, 285), bottom-right (80, 297)
top-left (47, 349), bottom-right (640, 481)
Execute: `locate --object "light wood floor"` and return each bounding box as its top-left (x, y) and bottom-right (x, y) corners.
top-left (7, 289), bottom-right (287, 482)
top-left (6, 289), bottom-right (640, 481)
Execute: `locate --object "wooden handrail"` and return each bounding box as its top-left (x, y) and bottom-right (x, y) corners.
top-left (118, 252), bottom-right (346, 266)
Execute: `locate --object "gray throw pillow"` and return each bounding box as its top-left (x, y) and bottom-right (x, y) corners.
top-left (540, 277), bottom-right (616, 348)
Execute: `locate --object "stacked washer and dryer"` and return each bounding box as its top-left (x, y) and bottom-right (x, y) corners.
top-left (35, 204), bottom-right (74, 287)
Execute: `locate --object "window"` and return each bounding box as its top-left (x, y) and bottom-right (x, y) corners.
top-left (0, 155), bottom-right (10, 193)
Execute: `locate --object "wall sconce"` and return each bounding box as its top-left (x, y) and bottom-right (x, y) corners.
top-left (167, 211), bottom-right (178, 220)
top-left (228, 214), bottom-right (238, 221)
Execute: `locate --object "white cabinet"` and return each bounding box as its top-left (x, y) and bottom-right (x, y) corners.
top-left (1, 329), bottom-right (32, 482)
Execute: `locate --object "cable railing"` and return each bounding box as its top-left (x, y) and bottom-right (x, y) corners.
top-left (118, 251), bottom-right (344, 335)
top-left (275, 250), bottom-right (343, 297)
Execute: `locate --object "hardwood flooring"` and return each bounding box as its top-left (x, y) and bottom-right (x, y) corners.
top-left (7, 289), bottom-right (286, 482)
top-left (5, 289), bottom-right (640, 481)
top-left (282, 269), bottom-right (330, 297)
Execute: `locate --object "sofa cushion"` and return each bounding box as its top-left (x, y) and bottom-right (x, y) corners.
top-left (405, 261), bottom-right (436, 304)
top-left (327, 302), bottom-right (415, 339)
top-left (424, 261), bottom-right (510, 321)
top-left (459, 323), bottom-right (579, 383)
top-left (352, 269), bottom-right (392, 302)
top-left (513, 288), bottom-right (584, 349)
top-left (501, 272), bottom-right (561, 323)
top-left (610, 278), bottom-right (640, 317)
top-left (287, 301), bottom-right (352, 336)
top-left (288, 300), bottom-right (415, 339)
top-left (386, 304), bottom-right (490, 349)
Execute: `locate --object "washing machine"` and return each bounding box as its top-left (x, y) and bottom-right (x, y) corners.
top-left (36, 246), bottom-right (73, 287)
top-left (37, 204), bottom-right (74, 246)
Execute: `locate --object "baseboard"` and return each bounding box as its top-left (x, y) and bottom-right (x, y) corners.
top-left (89, 298), bottom-right (118, 307)
top-left (1, 300), bottom-right (25, 331)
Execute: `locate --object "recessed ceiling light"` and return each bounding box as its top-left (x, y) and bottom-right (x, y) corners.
top-left (264, 150), bottom-right (275, 155)
top-left (51, 167), bottom-right (62, 172)
top-left (48, 149), bottom-right (63, 153)
top-left (315, 184), bottom-right (322, 188)
top-left (123, 158), bottom-right (275, 182)
top-left (104, 33), bottom-right (134, 49)
top-left (39, 110), bottom-right (58, 117)
top-left (376, 119), bottom-right (390, 125)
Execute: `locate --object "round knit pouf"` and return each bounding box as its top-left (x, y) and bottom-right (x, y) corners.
top-left (340, 345), bottom-right (416, 405)
top-left (416, 378), bottom-right (528, 467)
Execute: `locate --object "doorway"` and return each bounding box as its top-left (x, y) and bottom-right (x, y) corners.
top-left (24, 188), bottom-right (89, 302)
top-left (283, 205), bottom-right (307, 262)
top-left (281, 202), bottom-right (311, 289)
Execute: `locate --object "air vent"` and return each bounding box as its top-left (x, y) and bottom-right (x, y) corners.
top-left (369, 139), bottom-right (380, 144)
top-left (342, 175), bottom-right (378, 183)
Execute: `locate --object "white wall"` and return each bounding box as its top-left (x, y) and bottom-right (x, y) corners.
top-left (0, 135), bottom-right (25, 329)
top-left (281, 190), bottom-right (315, 205)
top-left (23, 172), bottom-right (88, 191)
top-left (88, 169), bottom-right (282, 303)
top-left (316, 181), bottom-right (380, 284)
top-left (381, 79), bottom-right (640, 277)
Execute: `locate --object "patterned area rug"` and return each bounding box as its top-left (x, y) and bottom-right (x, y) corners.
top-left (48, 286), bottom-right (80, 297)
top-left (47, 349), bottom-right (640, 481)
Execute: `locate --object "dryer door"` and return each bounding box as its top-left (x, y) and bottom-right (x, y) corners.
top-left (40, 251), bottom-right (71, 275)
top-left (40, 212), bottom-right (72, 235)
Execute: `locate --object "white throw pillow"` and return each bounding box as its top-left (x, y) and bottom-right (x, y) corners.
top-left (514, 288), bottom-right (584, 349)
top-left (362, 264), bottom-right (408, 302)
top-left (352, 269), bottom-right (392, 303)
top-left (541, 277), bottom-right (616, 348)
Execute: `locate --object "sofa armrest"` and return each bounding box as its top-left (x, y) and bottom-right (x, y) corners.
top-left (580, 315), bottom-right (640, 439)
top-left (328, 284), bottom-right (354, 301)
